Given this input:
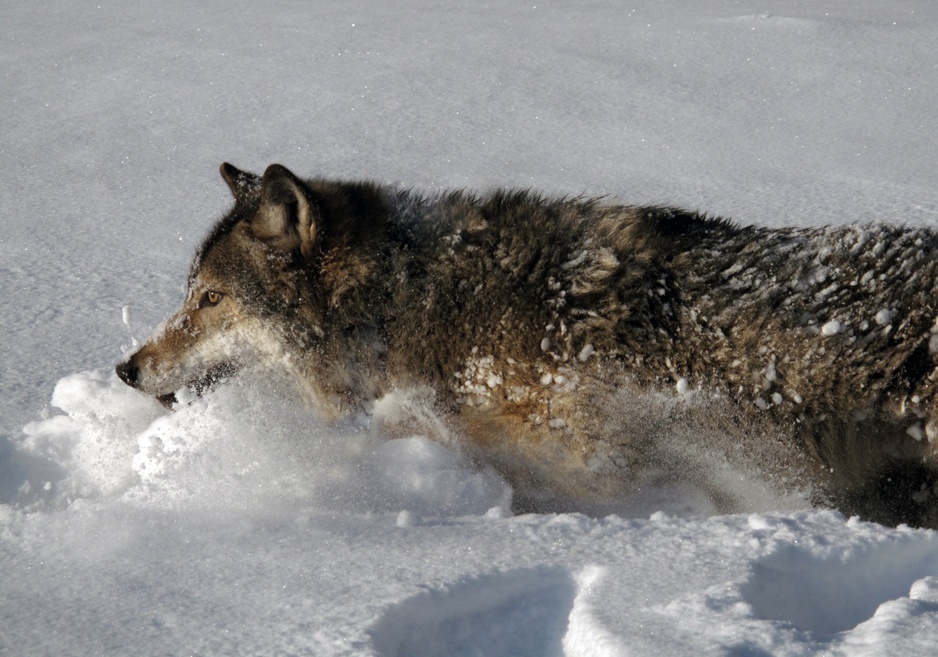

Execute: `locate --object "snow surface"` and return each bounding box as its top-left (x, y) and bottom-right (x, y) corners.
top-left (2, 1), bottom-right (938, 655)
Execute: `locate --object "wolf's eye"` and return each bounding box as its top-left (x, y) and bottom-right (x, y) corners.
top-left (200, 290), bottom-right (223, 308)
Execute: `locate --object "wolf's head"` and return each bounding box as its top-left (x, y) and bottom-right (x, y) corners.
top-left (116, 163), bottom-right (347, 406)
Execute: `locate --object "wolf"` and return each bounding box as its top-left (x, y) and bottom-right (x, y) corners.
top-left (116, 163), bottom-right (938, 526)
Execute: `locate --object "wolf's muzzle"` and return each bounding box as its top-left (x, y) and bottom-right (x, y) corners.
top-left (116, 358), bottom-right (177, 408)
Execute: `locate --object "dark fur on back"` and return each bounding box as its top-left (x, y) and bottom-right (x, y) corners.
top-left (118, 164), bottom-right (938, 526)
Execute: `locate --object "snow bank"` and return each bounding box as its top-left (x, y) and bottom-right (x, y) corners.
top-left (12, 370), bottom-right (510, 519)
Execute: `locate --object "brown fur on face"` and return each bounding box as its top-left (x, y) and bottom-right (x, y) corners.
top-left (117, 274), bottom-right (246, 400)
top-left (118, 163), bottom-right (938, 526)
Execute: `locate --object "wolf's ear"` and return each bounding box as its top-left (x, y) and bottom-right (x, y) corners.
top-left (220, 163), bottom-right (261, 204)
top-left (251, 164), bottom-right (319, 257)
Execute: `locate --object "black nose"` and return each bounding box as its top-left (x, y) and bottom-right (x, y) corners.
top-left (116, 360), bottom-right (139, 387)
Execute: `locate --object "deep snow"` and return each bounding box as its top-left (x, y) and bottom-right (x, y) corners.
top-left (2, 1), bottom-right (938, 655)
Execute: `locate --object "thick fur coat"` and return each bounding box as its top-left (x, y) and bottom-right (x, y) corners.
top-left (117, 163), bottom-right (938, 526)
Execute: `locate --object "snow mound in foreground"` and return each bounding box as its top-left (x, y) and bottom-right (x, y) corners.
top-left (11, 369), bottom-right (511, 518)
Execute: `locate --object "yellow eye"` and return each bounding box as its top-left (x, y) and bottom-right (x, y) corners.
top-left (200, 290), bottom-right (223, 307)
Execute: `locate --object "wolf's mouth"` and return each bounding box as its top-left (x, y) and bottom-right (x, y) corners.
top-left (156, 392), bottom-right (178, 409)
top-left (157, 361), bottom-right (242, 410)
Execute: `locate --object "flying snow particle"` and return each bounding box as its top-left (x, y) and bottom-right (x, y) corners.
top-left (675, 378), bottom-right (688, 395)
top-left (122, 305), bottom-right (132, 328)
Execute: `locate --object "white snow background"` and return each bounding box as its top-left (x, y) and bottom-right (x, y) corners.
top-left (2, 1), bottom-right (938, 655)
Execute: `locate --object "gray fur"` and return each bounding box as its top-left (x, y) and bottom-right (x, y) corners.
top-left (117, 163), bottom-right (938, 526)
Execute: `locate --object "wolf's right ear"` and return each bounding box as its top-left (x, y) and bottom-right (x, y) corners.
top-left (220, 163), bottom-right (262, 204)
top-left (251, 164), bottom-right (319, 257)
